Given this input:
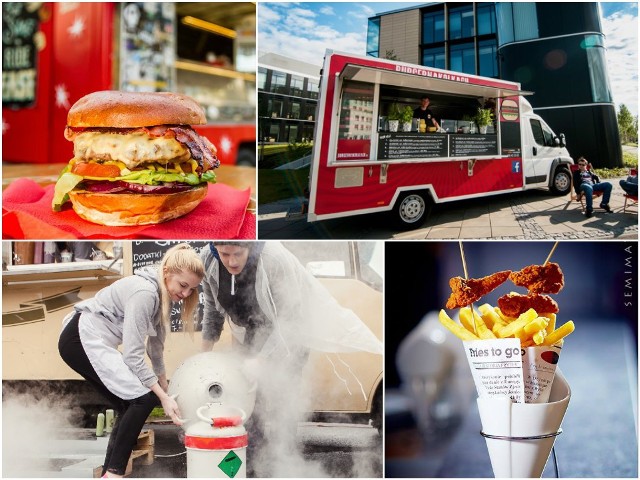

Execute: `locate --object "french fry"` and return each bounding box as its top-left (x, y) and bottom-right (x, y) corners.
top-left (524, 316), bottom-right (549, 335)
top-left (533, 329), bottom-right (547, 345)
top-left (460, 307), bottom-right (496, 339)
top-left (543, 313), bottom-right (557, 334)
top-left (439, 309), bottom-right (480, 341)
top-left (496, 308), bottom-right (538, 338)
top-left (478, 303), bottom-right (507, 331)
top-left (543, 320), bottom-right (575, 346)
top-left (458, 307), bottom-right (476, 333)
top-left (495, 307), bottom-right (517, 324)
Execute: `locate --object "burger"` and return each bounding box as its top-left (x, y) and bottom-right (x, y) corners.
top-left (52, 90), bottom-right (220, 226)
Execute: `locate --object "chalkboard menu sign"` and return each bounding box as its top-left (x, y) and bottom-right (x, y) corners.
top-left (378, 133), bottom-right (448, 160)
top-left (450, 134), bottom-right (498, 157)
top-left (131, 241), bottom-right (209, 332)
top-left (2, 3), bottom-right (41, 107)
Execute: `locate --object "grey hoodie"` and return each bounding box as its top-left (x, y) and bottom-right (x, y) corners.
top-left (74, 266), bottom-right (166, 388)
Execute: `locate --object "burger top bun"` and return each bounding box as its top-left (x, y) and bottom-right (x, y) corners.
top-left (67, 90), bottom-right (207, 128)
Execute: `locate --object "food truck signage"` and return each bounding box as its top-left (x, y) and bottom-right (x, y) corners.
top-left (2, 3), bottom-right (40, 107)
top-left (378, 133), bottom-right (498, 160)
top-left (378, 133), bottom-right (447, 160)
top-left (394, 64), bottom-right (471, 84)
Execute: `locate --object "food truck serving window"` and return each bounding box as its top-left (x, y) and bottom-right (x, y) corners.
top-left (336, 80), bottom-right (374, 161)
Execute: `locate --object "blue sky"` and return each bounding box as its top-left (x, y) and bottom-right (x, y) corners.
top-left (258, 2), bottom-right (638, 116)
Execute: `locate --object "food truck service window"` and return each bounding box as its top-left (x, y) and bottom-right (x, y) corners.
top-left (336, 80), bottom-right (374, 161)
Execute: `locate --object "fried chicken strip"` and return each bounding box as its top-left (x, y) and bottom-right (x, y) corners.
top-left (446, 270), bottom-right (511, 309)
top-left (509, 262), bottom-right (564, 294)
top-left (497, 293), bottom-right (559, 318)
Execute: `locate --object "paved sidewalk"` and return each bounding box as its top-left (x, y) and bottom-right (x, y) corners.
top-left (257, 176), bottom-right (638, 240)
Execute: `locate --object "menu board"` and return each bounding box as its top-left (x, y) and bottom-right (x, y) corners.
top-left (131, 241), bottom-right (208, 332)
top-left (450, 134), bottom-right (498, 156)
top-left (378, 133), bottom-right (448, 160)
top-left (2, 3), bottom-right (41, 107)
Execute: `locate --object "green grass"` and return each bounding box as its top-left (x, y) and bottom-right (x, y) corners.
top-left (258, 167), bottom-right (310, 205)
top-left (259, 143), bottom-right (313, 169)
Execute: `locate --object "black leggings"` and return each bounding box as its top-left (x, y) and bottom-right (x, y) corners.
top-left (58, 312), bottom-right (158, 476)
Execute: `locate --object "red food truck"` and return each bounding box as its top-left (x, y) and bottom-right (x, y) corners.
top-left (2, 3), bottom-right (255, 166)
top-left (307, 50), bottom-right (574, 228)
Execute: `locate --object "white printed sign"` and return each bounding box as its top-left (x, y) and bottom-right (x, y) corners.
top-left (463, 338), bottom-right (525, 403)
top-left (464, 339), bottom-right (562, 404)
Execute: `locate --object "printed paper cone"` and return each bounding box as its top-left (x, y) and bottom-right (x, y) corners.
top-left (477, 369), bottom-right (570, 478)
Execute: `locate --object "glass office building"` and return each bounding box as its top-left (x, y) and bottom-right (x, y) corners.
top-left (258, 53), bottom-right (320, 145)
top-left (367, 2), bottom-right (622, 167)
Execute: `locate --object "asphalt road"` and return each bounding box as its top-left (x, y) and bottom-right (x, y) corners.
top-left (135, 422), bottom-right (382, 478)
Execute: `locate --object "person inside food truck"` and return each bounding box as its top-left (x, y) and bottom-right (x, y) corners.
top-left (572, 156), bottom-right (613, 217)
top-left (58, 244), bottom-right (203, 478)
top-left (413, 95), bottom-right (440, 130)
top-left (200, 241), bottom-right (383, 476)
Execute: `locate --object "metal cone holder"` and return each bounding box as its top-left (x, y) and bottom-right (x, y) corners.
top-left (476, 370), bottom-right (570, 478)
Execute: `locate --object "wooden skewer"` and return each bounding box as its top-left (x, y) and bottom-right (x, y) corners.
top-left (459, 241), bottom-right (469, 279)
top-left (543, 242), bottom-right (559, 266)
top-left (459, 241), bottom-right (477, 335)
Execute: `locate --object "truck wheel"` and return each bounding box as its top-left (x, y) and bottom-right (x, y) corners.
top-left (550, 167), bottom-right (571, 195)
top-left (393, 192), bottom-right (430, 228)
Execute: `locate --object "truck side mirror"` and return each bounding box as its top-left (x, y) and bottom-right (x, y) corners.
top-left (555, 134), bottom-right (566, 148)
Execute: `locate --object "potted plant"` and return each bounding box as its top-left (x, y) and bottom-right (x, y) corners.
top-left (387, 103), bottom-right (402, 132)
top-left (475, 107), bottom-right (494, 134)
top-left (400, 106), bottom-right (414, 132)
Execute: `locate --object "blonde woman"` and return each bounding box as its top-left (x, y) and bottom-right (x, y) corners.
top-left (58, 243), bottom-right (204, 478)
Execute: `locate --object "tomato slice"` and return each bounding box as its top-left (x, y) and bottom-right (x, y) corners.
top-left (71, 162), bottom-right (122, 178)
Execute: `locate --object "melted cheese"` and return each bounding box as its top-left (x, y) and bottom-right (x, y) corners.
top-left (73, 132), bottom-right (191, 169)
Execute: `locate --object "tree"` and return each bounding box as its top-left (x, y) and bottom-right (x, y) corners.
top-left (384, 49), bottom-right (398, 61)
top-left (617, 104), bottom-right (636, 143)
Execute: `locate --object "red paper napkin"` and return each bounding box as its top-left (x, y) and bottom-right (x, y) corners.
top-left (3, 178), bottom-right (256, 240)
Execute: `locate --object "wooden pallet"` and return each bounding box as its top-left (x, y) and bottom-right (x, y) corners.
top-left (93, 429), bottom-right (155, 477)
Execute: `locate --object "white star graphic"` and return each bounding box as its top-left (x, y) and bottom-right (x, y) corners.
top-left (68, 16), bottom-right (86, 38)
top-left (2, 117), bottom-right (9, 135)
top-left (55, 84), bottom-right (71, 109)
top-left (220, 136), bottom-right (232, 154)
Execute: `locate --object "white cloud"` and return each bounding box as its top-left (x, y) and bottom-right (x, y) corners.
top-left (259, 3), bottom-right (367, 66)
top-left (601, 11), bottom-right (638, 116)
top-left (319, 6), bottom-right (335, 16)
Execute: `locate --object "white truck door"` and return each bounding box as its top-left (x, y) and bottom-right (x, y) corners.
top-left (522, 115), bottom-right (558, 187)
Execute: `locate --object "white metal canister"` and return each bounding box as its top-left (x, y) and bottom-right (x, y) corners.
top-left (185, 403), bottom-right (248, 479)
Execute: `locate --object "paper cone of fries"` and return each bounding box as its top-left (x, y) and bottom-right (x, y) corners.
top-left (477, 369), bottom-right (570, 478)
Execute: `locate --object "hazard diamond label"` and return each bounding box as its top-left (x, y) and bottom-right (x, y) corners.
top-left (218, 450), bottom-right (243, 478)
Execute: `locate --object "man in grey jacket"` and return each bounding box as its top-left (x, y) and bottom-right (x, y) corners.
top-left (200, 241), bottom-right (383, 476)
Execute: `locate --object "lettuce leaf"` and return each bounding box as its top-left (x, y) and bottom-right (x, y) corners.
top-left (52, 167), bottom-right (217, 211)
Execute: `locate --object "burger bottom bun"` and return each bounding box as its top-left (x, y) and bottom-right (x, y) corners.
top-left (68, 185), bottom-right (208, 226)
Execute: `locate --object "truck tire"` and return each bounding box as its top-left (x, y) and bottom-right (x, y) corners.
top-left (392, 191), bottom-right (430, 229)
top-left (550, 167), bottom-right (571, 195)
